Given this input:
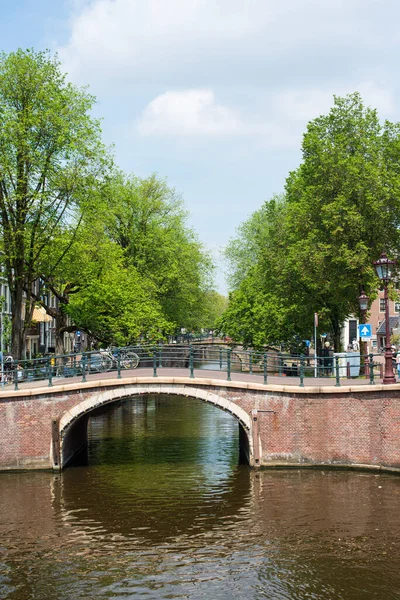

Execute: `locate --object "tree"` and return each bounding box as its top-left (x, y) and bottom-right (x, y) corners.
top-left (222, 94), bottom-right (400, 349)
top-left (284, 93), bottom-right (400, 347)
top-left (221, 196), bottom-right (317, 348)
top-left (33, 215), bottom-right (169, 351)
top-left (0, 49), bottom-right (106, 357)
top-left (104, 172), bottom-right (215, 330)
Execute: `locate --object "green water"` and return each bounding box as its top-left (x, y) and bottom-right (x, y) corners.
top-left (0, 395), bottom-right (399, 599)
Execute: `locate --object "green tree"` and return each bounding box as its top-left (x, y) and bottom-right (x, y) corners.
top-left (33, 216), bottom-right (169, 351)
top-left (285, 92), bottom-right (400, 347)
top-left (105, 172), bottom-right (215, 330)
top-left (222, 93), bottom-right (400, 349)
top-left (0, 49), bottom-right (106, 357)
top-left (221, 196), bottom-right (317, 348)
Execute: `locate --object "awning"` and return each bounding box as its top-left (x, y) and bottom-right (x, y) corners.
top-left (32, 306), bottom-right (53, 323)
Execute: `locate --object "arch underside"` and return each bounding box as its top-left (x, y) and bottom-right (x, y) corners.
top-left (58, 384), bottom-right (253, 469)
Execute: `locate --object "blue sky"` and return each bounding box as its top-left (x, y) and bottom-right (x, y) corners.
top-left (1, 0), bottom-right (399, 292)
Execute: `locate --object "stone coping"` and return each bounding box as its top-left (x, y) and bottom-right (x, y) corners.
top-left (0, 376), bottom-right (399, 399)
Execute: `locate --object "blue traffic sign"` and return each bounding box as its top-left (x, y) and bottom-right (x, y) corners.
top-left (358, 324), bottom-right (372, 338)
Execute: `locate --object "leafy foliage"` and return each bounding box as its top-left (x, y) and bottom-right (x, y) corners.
top-left (0, 49), bottom-right (106, 356)
top-left (222, 93), bottom-right (400, 349)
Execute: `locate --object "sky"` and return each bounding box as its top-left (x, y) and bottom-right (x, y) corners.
top-left (1, 0), bottom-right (399, 292)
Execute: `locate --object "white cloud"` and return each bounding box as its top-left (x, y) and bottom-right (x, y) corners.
top-left (59, 0), bottom-right (391, 86)
top-left (275, 84), bottom-right (395, 123)
top-left (137, 89), bottom-right (246, 136)
top-left (137, 83), bottom-right (395, 148)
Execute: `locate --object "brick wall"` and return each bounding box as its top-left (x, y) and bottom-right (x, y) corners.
top-left (0, 380), bottom-right (399, 472)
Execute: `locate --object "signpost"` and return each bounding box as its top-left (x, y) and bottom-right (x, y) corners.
top-left (358, 324), bottom-right (372, 339)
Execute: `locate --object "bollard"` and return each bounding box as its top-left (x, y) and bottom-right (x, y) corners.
top-left (249, 351), bottom-right (253, 375)
top-left (153, 347), bottom-right (157, 377)
top-left (365, 355), bottom-right (370, 378)
top-left (278, 352), bottom-right (282, 376)
top-left (47, 357), bottom-right (53, 387)
top-left (346, 362), bottom-right (351, 379)
top-left (189, 345), bottom-right (194, 378)
top-left (227, 348), bottom-right (231, 381)
top-left (117, 349), bottom-right (121, 379)
top-left (369, 353), bottom-right (375, 385)
top-left (299, 354), bottom-right (305, 387)
top-left (335, 356), bottom-right (341, 386)
top-left (219, 347), bottom-right (222, 370)
top-left (379, 363), bottom-right (383, 379)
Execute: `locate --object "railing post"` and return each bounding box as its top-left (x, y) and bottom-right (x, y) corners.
top-left (189, 345), bottom-right (194, 378)
top-left (263, 353), bottom-right (267, 384)
top-left (117, 349), bottom-right (121, 379)
top-left (158, 345), bottom-right (162, 368)
top-left (278, 352), bottom-right (282, 377)
top-left (153, 347), bottom-right (157, 377)
top-left (335, 356), bottom-right (340, 386)
top-left (227, 348), bottom-right (231, 381)
top-left (249, 350), bottom-right (253, 374)
top-left (299, 354), bottom-right (304, 387)
top-left (81, 353), bottom-right (87, 383)
top-left (369, 353), bottom-right (375, 385)
top-left (47, 357), bottom-right (53, 387)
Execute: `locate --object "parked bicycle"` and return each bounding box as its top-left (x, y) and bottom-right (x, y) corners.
top-left (85, 347), bottom-right (140, 373)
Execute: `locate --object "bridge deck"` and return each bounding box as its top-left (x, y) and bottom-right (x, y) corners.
top-left (0, 366), bottom-right (396, 398)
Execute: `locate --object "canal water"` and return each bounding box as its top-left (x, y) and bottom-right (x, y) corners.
top-left (0, 395), bottom-right (400, 600)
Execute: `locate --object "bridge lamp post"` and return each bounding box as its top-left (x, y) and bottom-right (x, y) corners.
top-left (373, 252), bottom-right (397, 385)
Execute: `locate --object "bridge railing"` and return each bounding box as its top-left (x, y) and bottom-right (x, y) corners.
top-left (0, 344), bottom-right (390, 390)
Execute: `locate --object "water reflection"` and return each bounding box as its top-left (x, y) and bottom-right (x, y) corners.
top-left (0, 395), bottom-right (399, 599)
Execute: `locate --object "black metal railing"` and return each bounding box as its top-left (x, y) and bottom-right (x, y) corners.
top-left (0, 345), bottom-right (390, 390)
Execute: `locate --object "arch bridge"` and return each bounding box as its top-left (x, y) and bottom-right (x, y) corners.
top-left (0, 374), bottom-right (399, 474)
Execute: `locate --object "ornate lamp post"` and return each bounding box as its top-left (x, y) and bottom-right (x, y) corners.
top-left (373, 252), bottom-right (397, 384)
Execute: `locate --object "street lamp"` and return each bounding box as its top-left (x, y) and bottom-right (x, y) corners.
top-left (358, 290), bottom-right (369, 314)
top-left (358, 289), bottom-right (369, 373)
top-left (373, 252), bottom-right (397, 384)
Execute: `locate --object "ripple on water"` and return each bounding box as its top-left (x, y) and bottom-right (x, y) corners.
top-left (0, 395), bottom-right (399, 599)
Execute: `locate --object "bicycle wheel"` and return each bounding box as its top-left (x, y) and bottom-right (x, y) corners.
top-left (120, 351), bottom-right (140, 369)
top-left (87, 354), bottom-right (113, 373)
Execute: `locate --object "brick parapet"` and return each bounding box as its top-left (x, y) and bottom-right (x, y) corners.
top-left (0, 378), bottom-right (399, 473)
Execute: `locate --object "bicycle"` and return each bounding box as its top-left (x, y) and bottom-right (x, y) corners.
top-left (85, 348), bottom-right (140, 373)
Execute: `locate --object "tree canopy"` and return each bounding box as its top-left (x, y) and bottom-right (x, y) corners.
top-left (221, 93), bottom-right (400, 350)
top-left (0, 49), bottom-right (223, 356)
top-left (0, 48), bottom-right (107, 357)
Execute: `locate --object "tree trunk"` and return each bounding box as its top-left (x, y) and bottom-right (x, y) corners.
top-left (11, 283), bottom-right (24, 360)
top-left (331, 316), bottom-right (342, 353)
top-left (55, 311), bottom-right (68, 355)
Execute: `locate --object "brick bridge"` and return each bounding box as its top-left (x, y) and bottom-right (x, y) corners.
top-left (1, 372), bottom-right (400, 473)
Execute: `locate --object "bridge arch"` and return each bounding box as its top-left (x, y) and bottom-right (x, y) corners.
top-left (59, 383), bottom-right (253, 469)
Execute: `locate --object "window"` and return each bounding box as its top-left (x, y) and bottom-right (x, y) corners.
top-left (395, 302), bottom-right (400, 313)
top-left (348, 319), bottom-right (357, 346)
top-left (380, 299), bottom-right (386, 312)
